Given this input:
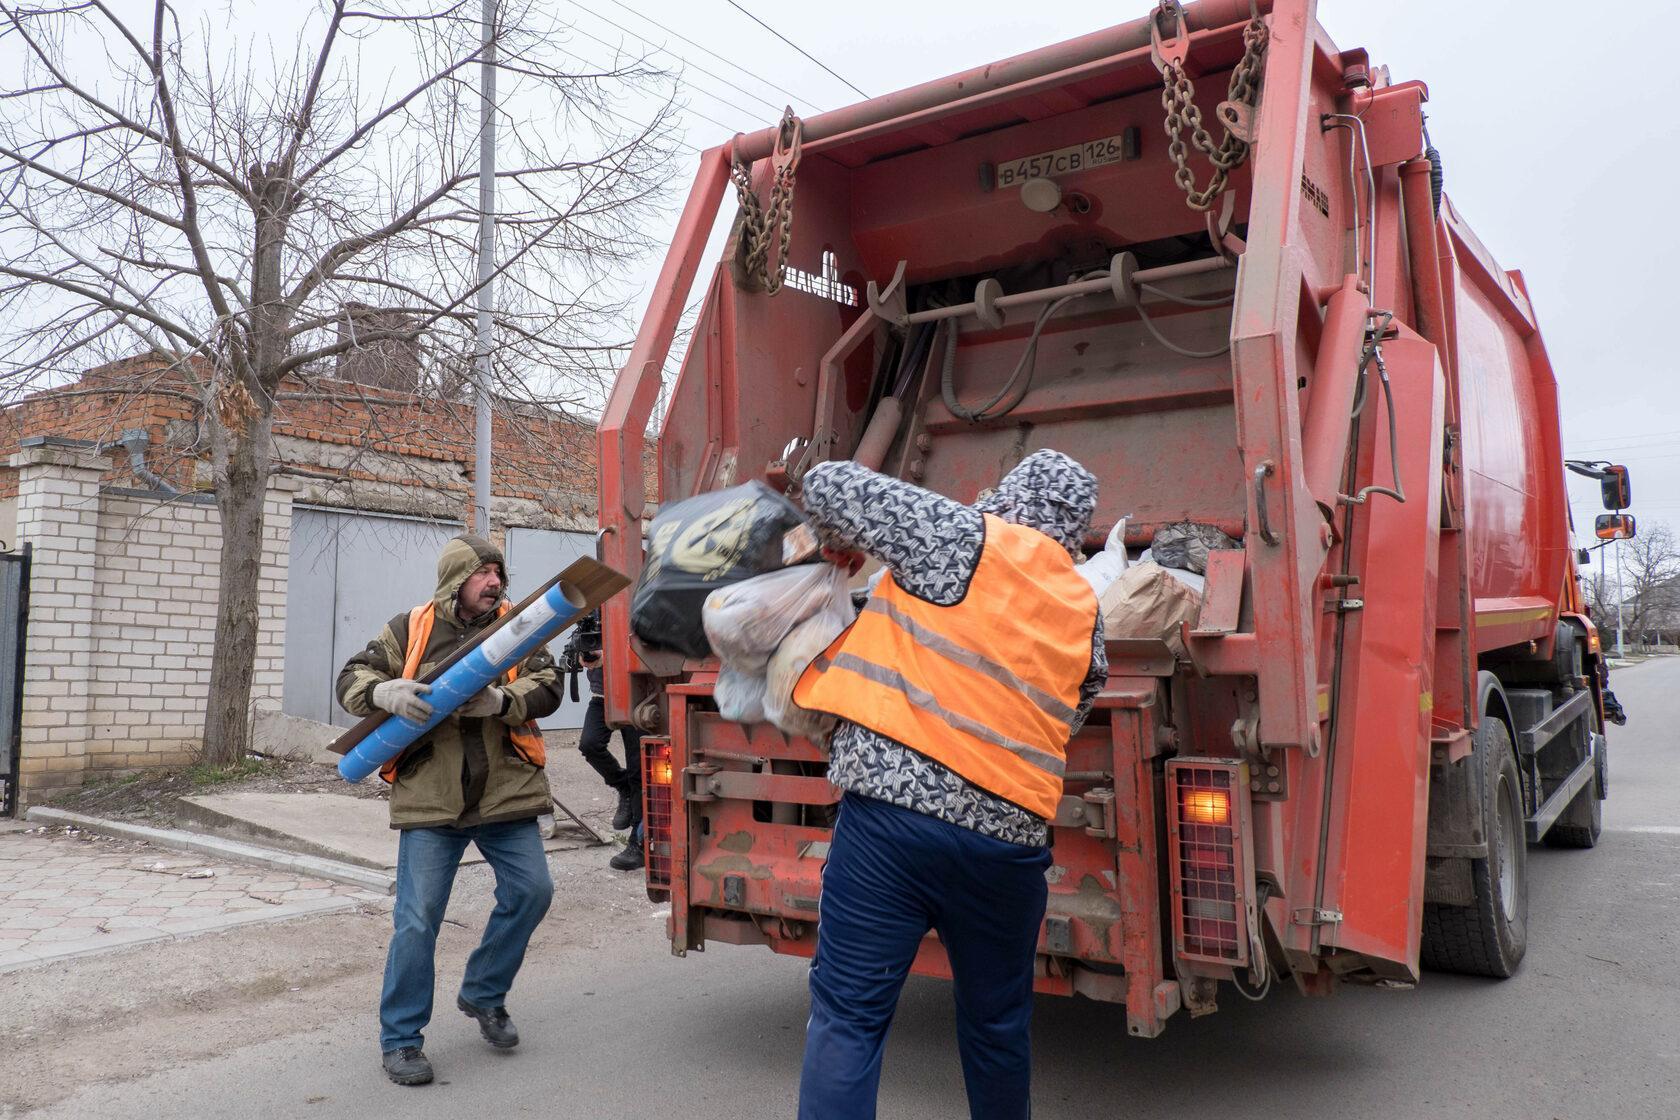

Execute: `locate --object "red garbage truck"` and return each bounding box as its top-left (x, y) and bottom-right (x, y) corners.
top-left (597, 0), bottom-right (1618, 1035)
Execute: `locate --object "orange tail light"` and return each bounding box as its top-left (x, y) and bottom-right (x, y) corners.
top-left (1166, 759), bottom-right (1256, 968)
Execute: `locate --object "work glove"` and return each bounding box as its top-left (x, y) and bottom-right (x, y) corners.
top-left (457, 685), bottom-right (505, 719)
top-left (372, 679), bottom-right (433, 724)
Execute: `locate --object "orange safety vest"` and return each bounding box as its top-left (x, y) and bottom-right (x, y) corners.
top-left (793, 515), bottom-right (1096, 820)
top-left (379, 601), bottom-right (548, 784)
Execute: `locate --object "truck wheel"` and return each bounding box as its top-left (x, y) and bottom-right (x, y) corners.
top-left (1420, 716), bottom-right (1528, 977)
top-left (1545, 727), bottom-right (1605, 850)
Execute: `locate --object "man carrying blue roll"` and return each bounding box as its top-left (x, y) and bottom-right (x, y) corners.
top-left (337, 533), bottom-right (563, 1087)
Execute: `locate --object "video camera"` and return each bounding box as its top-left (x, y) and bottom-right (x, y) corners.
top-left (559, 609), bottom-right (603, 702)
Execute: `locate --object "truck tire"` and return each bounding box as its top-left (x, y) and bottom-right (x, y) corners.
top-left (1420, 715), bottom-right (1528, 978)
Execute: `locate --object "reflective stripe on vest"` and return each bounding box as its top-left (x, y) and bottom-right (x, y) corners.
top-left (792, 515), bottom-right (1096, 820)
top-left (378, 601), bottom-right (548, 784)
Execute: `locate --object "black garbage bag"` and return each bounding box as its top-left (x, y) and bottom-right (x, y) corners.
top-left (1150, 521), bottom-right (1238, 575)
top-left (631, 481), bottom-right (809, 658)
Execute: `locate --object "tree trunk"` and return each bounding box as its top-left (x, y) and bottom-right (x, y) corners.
top-left (201, 166), bottom-right (290, 765)
top-left (201, 391), bottom-right (274, 765)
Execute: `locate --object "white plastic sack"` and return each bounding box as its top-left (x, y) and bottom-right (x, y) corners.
top-left (714, 666), bottom-right (767, 723)
top-left (704, 564), bottom-right (847, 673)
top-left (704, 563), bottom-right (854, 742)
top-left (764, 612), bottom-right (846, 744)
top-left (1160, 565), bottom-right (1206, 594)
top-left (1075, 517), bottom-right (1129, 596)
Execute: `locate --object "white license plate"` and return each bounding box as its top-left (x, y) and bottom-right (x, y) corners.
top-left (993, 131), bottom-right (1138, 188)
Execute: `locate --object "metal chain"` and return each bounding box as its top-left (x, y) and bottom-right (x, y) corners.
top-left (1154, 2), bottom-right (1270, 212)
top-left (730, 109), bottom-right (803, 295)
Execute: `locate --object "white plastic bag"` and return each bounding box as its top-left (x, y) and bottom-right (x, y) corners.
top-left (715, 666), bottom-right (768, 723)
top-left (764, 611), bottom-right (847, 743)
top-left (703, 564), bottom-right (846, 673)
top-left (704, 563), bottom-right (854, 742)
top-left (1075, 517), bottom-right (1129, 596)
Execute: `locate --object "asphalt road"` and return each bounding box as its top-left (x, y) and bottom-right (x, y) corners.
top-left (29, 659), bottom-right (1680, 1119)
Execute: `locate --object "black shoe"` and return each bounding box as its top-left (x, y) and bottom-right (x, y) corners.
top-left (457, 995), bottom-right (519, 1049)
top-left (611, 785), bottom-right (640, 831)
top-left (609, 835), bottom-right (644, 872)
top-left (382, 1046), bottom-right (434, 1086)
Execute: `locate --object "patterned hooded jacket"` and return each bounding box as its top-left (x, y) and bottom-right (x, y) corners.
top-left (801, 450), bottom-right (1107, 846)
top-left (336, 535), bottom-right (563, 829)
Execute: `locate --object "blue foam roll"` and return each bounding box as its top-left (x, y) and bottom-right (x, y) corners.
top-left (338, 580), bottom-right (589, 783)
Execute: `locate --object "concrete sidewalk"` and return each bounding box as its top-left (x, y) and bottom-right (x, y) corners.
top-left (174, 791), bottom-right (605, 870)
top-left (0, 827), bottom-right (388, 974)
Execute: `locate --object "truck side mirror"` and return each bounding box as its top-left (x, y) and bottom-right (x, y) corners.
top-left (1601, 464), bottom-right (1631, 510)
top-left (1595, 513), bottom-right (1636, 540)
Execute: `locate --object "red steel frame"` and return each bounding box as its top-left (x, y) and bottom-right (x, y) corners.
top-left (604, 0), bottom-right (1582, 1031)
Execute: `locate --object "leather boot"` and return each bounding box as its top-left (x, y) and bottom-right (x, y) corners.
top-left (457, 995), bottom-right (519, 1049)
top-left (382, 1047), bottom-right (434, 1086)
top-left (609, 831), bottom-right (645, 872)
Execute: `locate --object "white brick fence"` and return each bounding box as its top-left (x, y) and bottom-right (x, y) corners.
top-left (10, 442), bottom-right (293, 799)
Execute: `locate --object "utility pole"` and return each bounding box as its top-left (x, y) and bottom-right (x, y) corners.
top-left (1614, 536), bottom-right (1627, 657)
top-left (473, 0), bottom-right (496, 535)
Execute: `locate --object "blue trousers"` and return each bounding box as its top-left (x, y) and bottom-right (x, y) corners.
top-left (799, 793), bottom-right (1052, 1120)
top-left (379, 818), bottom-right (554, 1052)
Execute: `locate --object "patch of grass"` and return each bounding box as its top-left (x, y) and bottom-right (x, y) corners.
top-left (184, 756), bottom-right (281, 788)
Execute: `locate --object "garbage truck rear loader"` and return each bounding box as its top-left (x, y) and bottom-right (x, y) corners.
top-left (598, 0), bottom-right (1613, 1034)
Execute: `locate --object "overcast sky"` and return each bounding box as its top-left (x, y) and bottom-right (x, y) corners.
top-left (12, 0), bottom-right (1678, 554)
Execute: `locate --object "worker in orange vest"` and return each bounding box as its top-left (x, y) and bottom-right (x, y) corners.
top-left (337, 534), bottom-right (563, 1087)
top-left (791, 450), bottom-right (1106, 1120)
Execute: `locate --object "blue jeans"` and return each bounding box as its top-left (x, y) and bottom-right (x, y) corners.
top-left (799, 793), bottom-right (1052, 1120)
top-left (379, 818), bottom-right (554, 1052)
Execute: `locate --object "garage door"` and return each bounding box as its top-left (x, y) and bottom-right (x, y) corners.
top-left (283, 507), bottom-right (462, 727)
top-left (504, 527), bottom-right (596, 730)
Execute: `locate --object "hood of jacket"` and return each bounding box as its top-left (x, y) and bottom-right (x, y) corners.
top-left (434, 534), bottom-right (508, 626)
top-left (972, 449), bottom-right (1097, 560)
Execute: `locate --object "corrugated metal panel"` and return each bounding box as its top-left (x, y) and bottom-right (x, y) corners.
top-left (283, 508), bottom-right (460, 728)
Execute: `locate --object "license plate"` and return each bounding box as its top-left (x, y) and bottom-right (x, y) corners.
top-left (992, 129), bottom-right (1139, 189)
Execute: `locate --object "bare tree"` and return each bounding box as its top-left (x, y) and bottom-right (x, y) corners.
top-left (1619, 522), bottom-right (1680, 649)
top-left (1, 1), bottom-right (680, 763)
top-left (1584, 566), bottom-right (1612, 626)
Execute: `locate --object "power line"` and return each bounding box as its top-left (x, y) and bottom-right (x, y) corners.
top-left (559, 19), bottom-right (770, 123)
top-left (585, 0), bottom-right (826, 114)
top-left (546, 37), bottom-right (745, 145)
top-left (1565, 428), bottom-right (1680, 449)
top-left (725, 1), bottom-right (868, 100)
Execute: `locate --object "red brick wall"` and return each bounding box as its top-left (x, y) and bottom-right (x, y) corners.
top-left (0, 354), bottom-right (655, 517)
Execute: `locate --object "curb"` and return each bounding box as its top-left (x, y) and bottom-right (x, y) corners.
top-left (0, 896), bottom-right (363, 976)
top-left (23, 807), bottom-right (397, 895)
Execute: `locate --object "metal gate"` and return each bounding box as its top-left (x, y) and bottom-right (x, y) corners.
top-left (0, 545), bottom-right (30, 817)
top-left (282, 508), bottom-right (461, 728)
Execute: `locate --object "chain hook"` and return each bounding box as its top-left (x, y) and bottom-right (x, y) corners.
top-left (730, 108), bottom-right (804, 295)
top-left (1150, 0), bottom-right (1191, 74)
top-left (771, 107), bottom-right (803, 177)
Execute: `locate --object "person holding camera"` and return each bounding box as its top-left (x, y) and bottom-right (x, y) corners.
top-left (564, 610), bottom-right (645, 871)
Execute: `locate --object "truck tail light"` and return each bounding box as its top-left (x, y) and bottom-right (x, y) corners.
top-left (1166, 760), bottom-right (1254, 967)
top-left (642, 739), bottom-right (674, 889)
